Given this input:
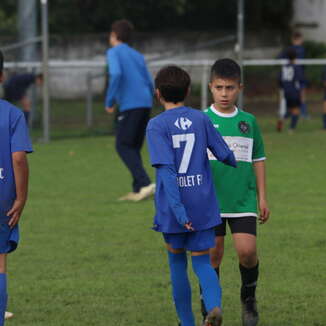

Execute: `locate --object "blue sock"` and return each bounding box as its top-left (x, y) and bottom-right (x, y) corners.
top-left (0, 273), bottom-right (7, 326)
top-left (300, 102), bottom-right (308, 117)
top-left (167, 251), bottom-right (195, 326)
top-left (323, 114), bottom-right (326, 129)
top-left (290, 114), bottom-right (299, 129)
top-left (191, 254), bottom-right (221, 312)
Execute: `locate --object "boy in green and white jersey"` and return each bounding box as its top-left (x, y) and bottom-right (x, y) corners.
top-left (201, 59), bottom-right (270, 326)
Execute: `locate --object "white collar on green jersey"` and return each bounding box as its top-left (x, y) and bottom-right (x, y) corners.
top-left (210, 105), bottom-right (238, 118)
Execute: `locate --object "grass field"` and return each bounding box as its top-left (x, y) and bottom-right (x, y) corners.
top-left (6, 110), bottom-right (326, 326)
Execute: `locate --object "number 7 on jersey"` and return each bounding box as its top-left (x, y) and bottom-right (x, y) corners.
top-left (172, 133), bottom-right (195, 173)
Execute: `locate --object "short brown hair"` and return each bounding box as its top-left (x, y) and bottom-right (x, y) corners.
top-left (210, 58), bottom-right (241, 82)
top-left (111, 19), bottom-right (134, 43)
top-left (155, 66), bottom-right (191, 103)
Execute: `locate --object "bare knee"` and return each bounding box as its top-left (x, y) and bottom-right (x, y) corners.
top-left (210, 237), bottom-right (224, 268)
top-left (165, 244), bottom-right (185, 254)
top-left (238, 249), bottom-right (257, 268)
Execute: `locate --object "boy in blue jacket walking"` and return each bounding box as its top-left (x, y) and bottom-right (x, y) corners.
top-left (105, 20), bottom-right (155, 201)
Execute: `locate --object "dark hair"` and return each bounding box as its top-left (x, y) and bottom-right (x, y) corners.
top-left (292, 31), bottom-right (303, 40)
top-left (36, 73), bottom-right (43, 80)
top-left (0, 50), bottom-right (3, 73)
top-left (287, 48), bottom-right (297, 61)
top-left (155, 65), bottom-right (191, 103)
top-left (111, 19), bottom-right (134, 43)
top-left (210, 58), bottom-right (241, 82)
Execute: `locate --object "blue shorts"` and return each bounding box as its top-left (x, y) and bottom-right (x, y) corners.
top-left (163, 228), bottom-right (215, 252)
top-left (0, 215), bottom-right (19, 254)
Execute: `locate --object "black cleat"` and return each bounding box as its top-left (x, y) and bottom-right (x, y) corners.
top-left (241, 297), bottom-right (259, 326)
top-left (202, 307), bottom-right (222, 326)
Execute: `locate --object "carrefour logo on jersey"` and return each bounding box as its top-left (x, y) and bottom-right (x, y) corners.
top-left (174, 117), bottom-right (192, 130)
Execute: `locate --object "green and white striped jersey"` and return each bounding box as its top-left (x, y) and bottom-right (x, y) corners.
top-left (205, 105), bottom-right (266, 217)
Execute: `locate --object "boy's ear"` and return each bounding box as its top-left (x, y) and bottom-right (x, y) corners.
top-left (155, 89), bottom-right (163, 103)
top-left (239, 83), bottom-right (244, 91)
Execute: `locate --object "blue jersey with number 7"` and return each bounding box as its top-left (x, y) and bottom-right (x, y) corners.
top-left (146, 106), bottom-right (236, 233)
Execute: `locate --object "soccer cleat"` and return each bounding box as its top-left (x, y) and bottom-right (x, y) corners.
top-left (118, 192), bottom-right (137, 201)
top-left (130, 183), bottom-right (156, 202)
top-left (241, 297), bottom-right (259, 326)
top-left (203, 307), bottom-right (222, 326)
top-left (5, 311), bottom-right (14, 319)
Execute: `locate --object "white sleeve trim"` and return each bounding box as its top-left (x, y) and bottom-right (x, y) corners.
top-left (220, 212), bottom-right (258, 218)
top-left (253, 157), bottom-right (266, 162)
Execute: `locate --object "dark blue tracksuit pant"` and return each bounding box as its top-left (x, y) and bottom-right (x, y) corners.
top-left (115, 107), bottom-right (151, 193)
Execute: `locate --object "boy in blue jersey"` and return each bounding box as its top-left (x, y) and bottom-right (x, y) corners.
top-left (0, 51), bottom-right (33, 325)
top-left (279, 49), bottom-right (305, 132)
top-left (105, 19), bottom-right (155, 201)
top-left (146, 66), bottom-right (236, 326)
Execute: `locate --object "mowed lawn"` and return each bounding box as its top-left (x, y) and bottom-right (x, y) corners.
top-left (6, 115), bottom-right (326, 326)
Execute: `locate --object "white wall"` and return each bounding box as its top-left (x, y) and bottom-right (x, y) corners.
top-left (293, 0), bottom-right (326, 42)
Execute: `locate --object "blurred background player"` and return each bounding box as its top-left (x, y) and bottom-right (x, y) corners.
top-left (105, 19), bottom-right (155, 201)
top-left (0, 50), bottom-right (33, 325)
top-left (279, 31), bottom-right (308, 118)
top-left (2, 72), bottom-right (43, 124)
top-left (322, 66), bottom-right (326, 130)
top-left (146, 65), bottom-right (236, 326)
top-left (201, 59), bottom-right (270, 326)
top-left (278, 49), bottom-right (305, 132)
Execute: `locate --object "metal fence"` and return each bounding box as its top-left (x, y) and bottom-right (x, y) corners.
top-left (3, 58), bottom-right (326, 136)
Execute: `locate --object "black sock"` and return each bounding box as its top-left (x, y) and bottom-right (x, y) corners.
top-left (290, 114), bottom-right (299, 129)
top-left (239, 263), bottom-right (259, 302)
top-left (323, 114), bottom-right (326, 129)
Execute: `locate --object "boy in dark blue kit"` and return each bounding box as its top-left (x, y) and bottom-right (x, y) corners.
top-left (279, 49), bottom-right (305, 132)
top-left (0, 51), bottom-right (33, 325)
top-left (146, 66), bottom-right (236, 326)
top-left (279, 31), bottom-right (308, 118)
top-left (105, 19), bottom-right (155, 201)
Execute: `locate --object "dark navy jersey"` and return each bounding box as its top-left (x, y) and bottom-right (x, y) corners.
top-left (279, 63), bottom-right (305, 100)
top-left (278, 45), bottom-right (305, 59)
top-left (3, 73), bottom-right (36, 102)
top-left (146, 106), bottom-right (236, 234)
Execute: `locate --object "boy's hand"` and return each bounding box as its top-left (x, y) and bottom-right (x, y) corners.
top-left (258, 198), bottom-right (270, 224)
top-left (7, 199), bottom-right (26, 228)
top-left (184, 222), bottom-right (194, 231)
top-left (105, 106), bottom-right (115, 114)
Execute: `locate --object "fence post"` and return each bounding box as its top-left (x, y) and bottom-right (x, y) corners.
top-left (201, 65), bottom-right (209, 110)
top-left (86, 71), bottom-right (93, 128)
top-left (29, 67), bottom-right (37, 129)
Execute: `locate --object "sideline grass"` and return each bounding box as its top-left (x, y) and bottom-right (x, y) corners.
top-left (7, 115), bottom-right (326, 326)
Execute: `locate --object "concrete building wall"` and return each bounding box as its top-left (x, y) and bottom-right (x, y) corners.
top-left (2, 31), bottom-right (283, 99)
top-left (293, 0), bottom-right (326, 42)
